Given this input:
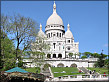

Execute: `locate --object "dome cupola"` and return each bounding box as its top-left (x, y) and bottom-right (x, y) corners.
top-left (46, 1), bottom-right (63, 26)
top-left (37, 23), bottom-right (46, 38)
top-left (65, 23), bottom-right (74, 39)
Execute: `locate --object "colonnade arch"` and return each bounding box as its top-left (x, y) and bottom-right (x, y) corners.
top-left (53, 54), bottom-right (56, 58)
top-left (47, 54), bottom-right (51, 58)
top-left (70, 63), bottom-right (77, 67)
top-left (43, 63), bottom-right (51, 69)
top-left (57, 63), bottom-right (64, 67)
top-left (47, 32), bottom-right (64, 38)
top-left (58, 54), bottom-right (62, 58)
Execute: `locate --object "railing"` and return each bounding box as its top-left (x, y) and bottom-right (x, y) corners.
top-left (45, 58), bottom-right (98, 61)
top-left (50, 74), bottom-right (109, 81)
top-left (23, 58), bottom-right (98, 62)
top-left (49, 67), bottom-right (54, 78)
top-left (59, 74), bottom-right (108, 78)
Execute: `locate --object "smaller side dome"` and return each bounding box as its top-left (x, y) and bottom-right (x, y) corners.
top-left (65, 23), bottom-right (73, 39)
top-left (37, 24), bottom-right (46, 38)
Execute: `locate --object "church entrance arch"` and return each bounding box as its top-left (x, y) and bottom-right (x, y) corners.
top-left (57, 63), bottom-right (64, 67)
top-left (53, 54), bottom-right (56, 58)
top-left (58, 54), bottom-right (62, 58)
top-left (70, 63), bottom-right (77, 67)
top-left (43, 63), bottom-right (51, 70)
top-left (47, 54), bottom-right (51, 58)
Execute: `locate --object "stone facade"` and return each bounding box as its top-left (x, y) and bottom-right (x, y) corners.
top-left (25, 2), bottom-right (97, 68)
top-left (37, 2), bottom-right (79, 59)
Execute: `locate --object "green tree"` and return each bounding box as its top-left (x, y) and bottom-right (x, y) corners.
top-left (1, 31), bottom-right (16, 70)
top-left (81, 55), bottom-right (87, 59)
top-left (68, 53), bottom-right (73, 59)
top-left (74, 53), bottom-right (80, 59)
top-left (1, 14), bottom-right (10, 69)
top-left (2, 14), bottom-right (39, 61)
top-left (94, 53), bottom-right (107, 68)
top-left (91, 53), bottom-right (100, 58)
top-left (78, 52), bottom-right (82, 58)
top-left (84, 52), bottom-right (92, 58)
top-left (29, 36), bottom-right (50, 73)
top-left (104, 59), bottom-right (109, 68)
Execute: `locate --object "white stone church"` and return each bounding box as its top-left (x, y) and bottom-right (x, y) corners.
top-left (23, 2), bottom-right (97, 68)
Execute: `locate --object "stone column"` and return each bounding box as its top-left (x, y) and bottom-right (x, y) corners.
top-left (51, 54), bottom-right (53, 58)
top-left (56, 53), bottom-right (58, 58)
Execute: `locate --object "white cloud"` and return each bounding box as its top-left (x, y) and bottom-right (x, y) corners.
top-left (103, 44), bottom-right (108, 47)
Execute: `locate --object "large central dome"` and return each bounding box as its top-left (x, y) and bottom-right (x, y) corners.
top-left (46, 2), bottom-right (63, 26)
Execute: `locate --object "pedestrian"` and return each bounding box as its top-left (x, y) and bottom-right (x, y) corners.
top-left (79, 70), bottom-right (82, 73)
top-left (90, 70), bottom-right (91, 74)
top-left (93, 70), bottom-right (95, 74)
top-left (104, 72), bottom-right (106, 77)
top-left (92, 70), bottom-right (95, 74)
top-left (93, 70), bottom-right (96, 78)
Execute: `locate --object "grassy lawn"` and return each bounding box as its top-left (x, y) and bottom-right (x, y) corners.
top-left (87, 67), bottom-right (108, 74)
top-left (23, 67), bottom-right (40, 73)
top-left (51, 67), bottom-right (84, 77)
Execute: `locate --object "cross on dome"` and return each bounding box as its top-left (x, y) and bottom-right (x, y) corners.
top-left (53, 1), bottom-right (56, 13)
top-left (67, 23), bottom-right (70, 30)
top-left (46, 1), bottom-right (63, 26)
top-left (40, 23), bottom-right (42, 30)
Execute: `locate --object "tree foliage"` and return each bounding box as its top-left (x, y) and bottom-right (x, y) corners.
top-left (83, 52), bottom-right (92, 58)
top-left (1, 14), bottom-right (39, 60)
top-left (81, 55), bottom-right (87, 59)
top-left (91, 53), bottom-right (100, 58)
top-left (1, 31), bottom-right (16, 70)
top-left (28, 36), bottom-right (50, 72)
top-left (104, 59), bottom-right (109, 68)
top-left (94, 53), bottom-right (107, 68)
top-left (68, 53), bottom-right (73, 59)
top-left (1, 14), bottom-right (39, 70)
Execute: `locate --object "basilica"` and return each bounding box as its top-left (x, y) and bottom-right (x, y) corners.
top-left (24, 2), bottom-right (97, 68)
top-left (37, 2), bottom-right (79, 59)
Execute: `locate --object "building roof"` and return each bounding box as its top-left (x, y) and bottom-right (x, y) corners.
top-left (5, 67), bottom-right (28, 73)
top-left (65, 24), bottom-right (74, 39)
top-left (37, 24), bottom-right (46, 38)
top-left (46, 1), bottom-right (63, 26)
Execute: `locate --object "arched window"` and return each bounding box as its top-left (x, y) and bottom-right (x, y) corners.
top-left (47, 54), bottom-right (51, 58)
top-left (68, 47), bottom-right (70, 50)
top-left (53, 54), bottom-right (56, 58)
top-left (60, 33), bottom-right (61, 37)
top-left (58, 54), bottom-right (62, 58)
top-left (68, 40), bottom-right (70, 43)
top-left (53, 43), bottom-right (56, 49)
top-left (49, 33), bottom-right (50, 38)
top-left (57, 32), bottom-right (58, 37)
top-left (51, 33), bottom-right (52, 37)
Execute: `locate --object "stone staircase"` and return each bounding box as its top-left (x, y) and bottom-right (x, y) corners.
top-left (78, 67), bottom-right (99, 76)
top-left (78, 67), bottom-right (90, 74)
top-left (42, 68), bottom-right (51, 77)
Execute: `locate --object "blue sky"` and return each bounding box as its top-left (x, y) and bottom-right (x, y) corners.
top-left (1, 1), bottom-right (108, 55)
